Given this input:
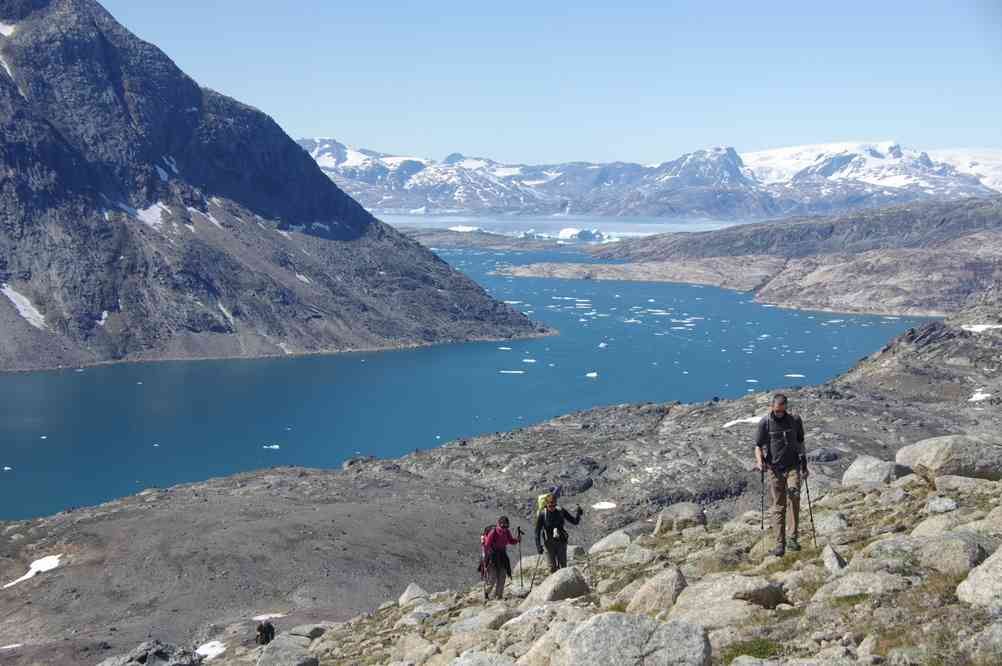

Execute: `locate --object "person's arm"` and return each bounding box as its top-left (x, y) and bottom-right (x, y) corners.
top-left (505, 527), bottom-right (519, 545)
top-left (562, 507), bottom-right (581, 525)
top-left (755, 419), bottom-right (768, 470)
top-left (535, 513), bottom-right (544, 553)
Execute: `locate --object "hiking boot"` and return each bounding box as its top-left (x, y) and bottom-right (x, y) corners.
top-left (770, 545), bottom-right (786, 557)
top-left (787, 538), bottom-right (801, 552)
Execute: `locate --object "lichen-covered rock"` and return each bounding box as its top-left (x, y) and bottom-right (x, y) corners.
top-left (588, 530), bottom-right (632, 555)
top-left (670, 573), bottom-right (785, 629)
top-left (452, 651), bottom-right (517, 666)
top-left (821, 544), bottom-right (847, 574)
top-left (957, 548), bottom-right (1002, 607)
top-left (896, 435), bottom-right (1002, 481)
top-left (652, 502), bottom-right (706, 535)
top-left (520, 567), bottom-right (590, 609)
top-left (626, 566), bottom-right (687, 614)
top-left (842, 455), bottom-right (898, 485)
top-left (550, 613), bottom-right (710, 666)
top-left (258, 633), bottom-right (318, 666)
top-left (96, 641), bottom-right (201, 666)
top-left (399, 583), bottom-right (429, 607)
top-left (811, 571), bottom-right (910, 602)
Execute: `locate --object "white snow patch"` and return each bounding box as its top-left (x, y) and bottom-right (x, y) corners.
top-left (277, 229), bottom-right (292, 239)
top-left (591, 501), bottom-right (617, 510)
top-left (136, 202), bottom-right (170, 230)
top-left (295, 273), bottom-right (312, 285)
top-left (3, 554), bottom-right (62, 589)
top-left (0, 22), bottom-right (16, 37)
top-left (448, 225), bottom-right (482, 233)
top-left (0, 54), bottom-right (14, 82)
top-left (1, 284), bottom-right (48, 330)
top-left (962, 324), bottom-right (1002, 333)
top-left (252, 613), bottom-right (286, 621)
top-left (499, 370), bottom-right (525, 375)
top-left (746, 379), bottom-right (759, 383)
top-left (155, 165), bottom-right (169, 182)
top-left (723, 416), bottom-right (762, 428)
top-left (163, 155), bottom-right (180, 174)
top-left (96, 310), bottom-right (109, 327)
top-left (969, 390), bottom-right (992, 402)
top-left (585, 372), bottom-right (598, 379)
top-left (0, 644), bottom-right (22, 651)
top-left (277, 342), bottom-right (292, 355)
top-left (218, 303), bottom-right (235, 326)
top-left (196, 641), bottom-right (227, 661)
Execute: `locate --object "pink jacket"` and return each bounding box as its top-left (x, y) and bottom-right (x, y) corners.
top-left (484, 526), bottom-right (519, 553)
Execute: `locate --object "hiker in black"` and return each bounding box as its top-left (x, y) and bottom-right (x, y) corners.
top-left (754, 393), bottom-right (808, 557)
top-left (535, 495), bottom-right (582, 573)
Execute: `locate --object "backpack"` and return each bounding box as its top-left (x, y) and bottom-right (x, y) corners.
top-left (536, 493), bottom-right (552, 516)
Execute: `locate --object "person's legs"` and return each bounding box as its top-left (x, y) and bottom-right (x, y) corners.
top-left (545, 541), bottom-right (559, 573)
top-left (493, 561), bottom-right (506, 599)
top-left (786, 468), bottom-right (802, 548)
top-left (555, 542), bottom-right (568, 570)
top-left (768, 468), bottom-right (789, 552)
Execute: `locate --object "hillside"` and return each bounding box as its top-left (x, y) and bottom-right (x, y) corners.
top-left (299, 138), bottom-right (1001, 219)
top-left (1, 304), bottom-right (1000, 664)
top-left (496, 198), bottom-right (1002, 316)
top-left (0, 0), bottom-right (540, 372)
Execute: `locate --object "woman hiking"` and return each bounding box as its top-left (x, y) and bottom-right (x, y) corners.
top-left (535, 495), bottom-right (583, 573)
top-left (482, 516), bottom-right (520, 600)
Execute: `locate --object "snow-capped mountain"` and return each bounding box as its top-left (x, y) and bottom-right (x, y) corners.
top-left (298, 138), bottom-right (1001, 220)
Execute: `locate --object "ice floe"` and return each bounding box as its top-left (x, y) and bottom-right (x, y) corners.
top-left (499, 370), bottom-right (525, 375)
top-left (497, 346), bottom-right (512, 351)
top-left (598, 342), bottom-right (608, 348)
top-left (262, 444), bottom-right (281, 450)
top-left (3, 554), bottom-right (63, 589)
top-left (784, 373), bottom-right (806, 379)
top-left (591, 501), bottom-right (617, 510)
top-left (196, 641), bottom-right (227, 661)
top-left (522, 358), bottom-right (537, 364)
top-left (585, 372), bottom-right (598, 378)
top-left (962, 324), bottom-right (1002, 333)
top-left (1, 284), bottom-right (49, 330)
top-left (723, 416), bottom-right (763, 428)
top-left (2, 466), bottom-right (11, 472)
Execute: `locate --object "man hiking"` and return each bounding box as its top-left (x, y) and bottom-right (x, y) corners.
top-left (535, 495), bottom-right (582, 573)
top-left (482, 516), bottom-right (520, 600)
top-left (754, 393), bottom-right (808, 557)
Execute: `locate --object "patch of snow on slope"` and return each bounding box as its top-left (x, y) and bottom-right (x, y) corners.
top-left (0, 22), bottom-right (16, 37)
top-left (929, 148), bottom-right (1002, 192)
top-left (1, 284), bottom-right (48, 330)
top-left (723, 415), bottom-right (763, 428)
top-left (3, 554), bottom-right (62, 589)
top-left (252, 613), bottom-right (286, 621)
top-left (969, 389), bottom-right (992, 402)
top-left (295, 273), bottom-right (312, 284)
top-left (96, 310), bottom-right (109, 327)
top-left (155, 165), bottom-right (169, 182)
top-left (381, 155), bottom-right (428, 168)
top-left (448, 225), bottom-right (482, 232)
top-left (0, 644), bottom-right (22, 651)
top-left (196, 641), bottom-right (227, 661)
top-left (218, 303), bottom-right (235, 327)
top-left (0, 54), bottom-right (13, 80)
top-left (961, 324), bottom-right (1002, 333)
top-left (136, 202), bottom-right (169, 230)
top-left (743, 141), bottom-right (902, 184)
top-left (492, 166), bottom-right (523, 177)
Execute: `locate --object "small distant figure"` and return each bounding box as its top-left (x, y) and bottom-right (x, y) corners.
top-left (755, 393), bottom-right (809, 557)
top-left (480, 515), bottom-right (521, 600)
top-left (256, 620), bottom-right (275, 645)
top-left (535, 495), bottom-right (582, 573)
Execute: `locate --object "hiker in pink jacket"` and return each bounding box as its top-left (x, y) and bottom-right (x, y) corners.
top-left (482, 516), bottom-right (520, 600)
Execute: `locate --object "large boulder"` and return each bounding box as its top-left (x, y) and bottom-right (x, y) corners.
top-left (652, 502), bottom-right (706, 535)
top-left (520, 567), bottom-right (590, 609)
top-left (391, 633), bottom-right (440, 665)
top-left (257, 633), bottom-right (318, 666)
top-left (957, 548), bottom-right (1002, 607)
top-left (967, 622), bottom-right (1002, 663)
top-left (626, 566), bottom-right (687, 614)
top-left (97, 641), bottom-right (201, 666)
top-left (811, 572), bottom-right (909, 603)
top-left (550, 613), bottom-right (710, 666)
top-left (842, 455), bottom-right (898, 485)
top-left (450, 605), bottom-right (519, 634)
top-left (896, 435), bottom-right (1002, 480)
top-left (452, 651), bottom-right (517, 666)
top-left (399, 582), bottom-right (429, 607)
top-left (588, 530), bottom-right (632, 555)
top-left (670, 573), bottom-right (785, 629)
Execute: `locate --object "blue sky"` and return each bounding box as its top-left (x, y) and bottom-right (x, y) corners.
top-left (104, 0), bottom-right (1002, 164)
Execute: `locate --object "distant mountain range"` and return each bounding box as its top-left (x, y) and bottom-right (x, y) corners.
top-left (298, 138), bottom-right (1002, 219)
top-left (0, 0), bottom-right (538, 372)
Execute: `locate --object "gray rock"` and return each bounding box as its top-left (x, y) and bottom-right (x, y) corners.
top-left (551, 613), bottom-right (710, 666)
top-left (399, 583), bottom-right (429, 607)
top-left (621, 543), bottom-right (657, 565)
top-left (288, 623), bottom-right (332, 640)
top-left (811, 572), bottom-right (909, 602)
top-left (813, 512), bottom-right (849, 535)
top-left (927, 495), bottom-right (958, 514)
top-left (96, 641), bottom-right (201, 666)
top-left (934, 475), bottom-right (995, 492)
top-left (451, 606), bottom-right (519, 634)
top-left (257, 633), bottom-right (318, 666)
top-left (842, 455), bottom-right (898, 485)
top-left (917, 532), bottom-right (988, 576)
top-left (896, 435), bottom-right (1002, 480)
top-left (451, 651), bottom-right (517, 666)
top-left (911, 512), bottom-right (967, 537)
top-left (652, 502), bottom-right (706, 535)
top-left (821, 545), bottom-right (847, 574)
top-left (520, 567), bottom-right (590, 609)
top-left (588, 529), bottom-right (632, 555)
top-left (957, 547), bottom-right (1002, 607)
top-left (626, 566), bottom-right (687, 614)
top-left (671, 573), bottom-right (785, 629)
top-left (391, 634), bottom-right (440, 665)
top-left (967, 621), bottom-right (1002, 662)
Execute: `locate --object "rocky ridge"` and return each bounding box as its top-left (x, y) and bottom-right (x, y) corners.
top-left (1, 309), bottom-right (1000, 664)
top-left (0, 0), bottom-right (540, 372)
top-left (496, 197), bottom-right (1002, 316)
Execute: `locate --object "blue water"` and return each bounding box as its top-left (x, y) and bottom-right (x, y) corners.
top-left (0, 248), bottom-right (928, 520)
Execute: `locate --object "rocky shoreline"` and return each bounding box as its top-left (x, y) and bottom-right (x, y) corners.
top-left (1, 307), bottom-right (1000, 664)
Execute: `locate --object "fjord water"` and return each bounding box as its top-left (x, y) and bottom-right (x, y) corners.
top-left (0, 246), bottom-right (927, 520)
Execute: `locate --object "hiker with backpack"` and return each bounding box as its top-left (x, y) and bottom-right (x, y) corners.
top-left (754, 393), bottom-right (809, 557)
top-left (535, 494), bottom-right (583, 573)
top-left (480, 516), bottom-right (521, 600)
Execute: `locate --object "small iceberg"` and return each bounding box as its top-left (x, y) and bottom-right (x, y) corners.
top-left (2, 466), bottom-right (11, 472)
top-left (263, 444), bottom-right (281, 450)
top-left (585, 372), bottom-right (598, 379)
top-left (499, 370), bottom-right (525, 375)
top-left (522, 358), bottom-right (537, 364)
top-left (784, 374), bottom-right (806, 379)
top-left (598, 342), bottom-right (608, 348)
top-left (497, 346), bottom-right (513, 351)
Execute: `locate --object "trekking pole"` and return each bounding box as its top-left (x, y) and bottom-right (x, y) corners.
top-left (528, 550), bottom-right (541, 594)
top-left (759, 468), bottom-right (765, 532)
top-left (804, 475), bottom-right (818, 548)
top-left (517, 527), bottom-right (525, 589)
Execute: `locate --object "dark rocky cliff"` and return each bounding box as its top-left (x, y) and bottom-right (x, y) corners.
top-left (0, 0), bottom-right (540, 371)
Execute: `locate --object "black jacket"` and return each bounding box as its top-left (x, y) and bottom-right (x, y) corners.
top-left (535, 506), bottom-right (580, 551)
top-left (755, 412), bottom-right (805, 471)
